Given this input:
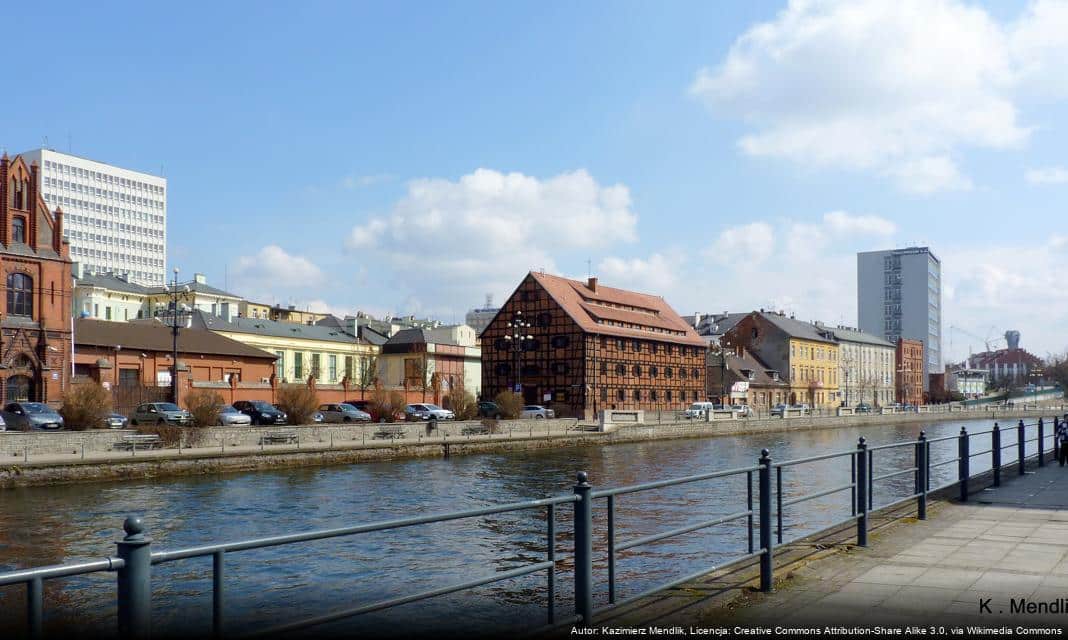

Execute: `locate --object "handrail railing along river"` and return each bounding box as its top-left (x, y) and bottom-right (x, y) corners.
top-left (1, 414), bottom-right (1065, 639)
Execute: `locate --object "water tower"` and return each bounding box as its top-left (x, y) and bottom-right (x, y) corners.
top-left (1005, 330), bottom-right (1020, 350)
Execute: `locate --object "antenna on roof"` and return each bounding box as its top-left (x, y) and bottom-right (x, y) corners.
top-left (586, 258), bottom-right (592, 278)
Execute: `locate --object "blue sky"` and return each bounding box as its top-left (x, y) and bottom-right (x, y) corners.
top-left (3, 0), bottom-right (1068, 362)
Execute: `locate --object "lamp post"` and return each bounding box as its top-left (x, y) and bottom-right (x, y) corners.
top-left (170, 268), bottom-right (180, 404)
top-left (502, 310), bottom-right (533, 399)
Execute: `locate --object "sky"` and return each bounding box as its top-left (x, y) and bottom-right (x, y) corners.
top-left (3, 0), bottom-right (1068, 364)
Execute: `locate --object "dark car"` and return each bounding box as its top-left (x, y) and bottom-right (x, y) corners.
top-left (346, 400), bottom-right (372, 412)
top-left (233, 400), bottom-right (288, 425)
top-left (2, 402), bottom-right (64, 431)
top-left (855, 403), bottom-right (873, 414)
top-left (478, 401), bottom-right (503, 419)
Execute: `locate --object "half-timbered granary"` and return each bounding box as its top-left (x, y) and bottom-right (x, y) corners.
top-left (480, 272), bottom-right (707, 419)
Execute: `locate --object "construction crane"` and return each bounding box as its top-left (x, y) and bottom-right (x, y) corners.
top-left (948, 325), bottom-right (1004, 355)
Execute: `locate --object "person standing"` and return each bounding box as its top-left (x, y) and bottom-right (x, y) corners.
top-left (1057, 416), bottom-right (1068, 466)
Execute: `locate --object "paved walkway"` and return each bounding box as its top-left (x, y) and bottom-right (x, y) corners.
top-left (716, 462), bottom-right (1068, 628)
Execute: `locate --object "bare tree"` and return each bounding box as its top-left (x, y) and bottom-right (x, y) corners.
top-left (357, 355), bottom-right (378, 400)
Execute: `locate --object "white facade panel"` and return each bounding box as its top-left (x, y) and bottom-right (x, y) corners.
top-left (21, 148), bottom-right (167, 286)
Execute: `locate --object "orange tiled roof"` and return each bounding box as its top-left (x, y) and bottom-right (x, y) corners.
top-left (529, 272), bottom-right (706, 347)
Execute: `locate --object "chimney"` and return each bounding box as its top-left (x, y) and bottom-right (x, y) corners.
top-left (587, 276), bottom-right (598, 292)
top-left (72, 261), bottom-right (82, 279)
top-left (53, 206), bottom-right (64, 253)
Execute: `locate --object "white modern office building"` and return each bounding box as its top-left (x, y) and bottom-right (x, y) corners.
top-left (857, 247), bottom-right (942, 392)
top-left (21, 148), bottom-right (167, 286)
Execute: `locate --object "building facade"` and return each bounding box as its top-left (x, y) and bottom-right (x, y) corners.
top-left (966, 347), bottom-right (1045, 388)
top-left (896, 338), bottom-right (924, 405)
top-left (378, 325), bottom-right (482, 403)
top-left (948, 368), bottom-right (987, 398)
top-left (73, 269), bottom-right (243, 322)
top-left (465, 295), bottom-right (500, 337)
top-left (481, 273), bottom-right (706, 419)
top-left (706, 346), bottom-right (789, 412)
top-left (0, 153), bottom-right (73, 403)
top-left (858, 247), bottom-right (941, 391)
top-left (189, 311), bottom-right (377, 385)
top-left (21, 149), bottom-right (166, 286)
top-left (825, 325), bottom-right (896, 407)
top-left (722, 312), bottom-right (840, 408)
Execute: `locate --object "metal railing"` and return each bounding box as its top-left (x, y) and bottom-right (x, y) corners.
top-left (2, 414), bottom-right (1064, 639)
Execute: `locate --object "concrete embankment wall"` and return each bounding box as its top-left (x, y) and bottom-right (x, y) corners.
top-left (0, 408), bottom-right (1061, 488)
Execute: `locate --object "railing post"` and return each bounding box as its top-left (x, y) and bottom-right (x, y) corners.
top-left (116, 516), bottom-right (152, 640)
top-left (758, 449), bottom-right (773, 592)
top-left (958, 427), bottom-right (969, 502)
top-left (1038, 418), bottom-right (1045, 466)
top-left (992, 423), bottom-right (1001, 487)
top-left (856, 437), bottom-right (868, 547)
top-left (27, 576), bottom-right (43, 640)
top-left (1018, 419), bottom-right (1026, 475)
top-left (915, 431), bottom-right (927, 520)
top-left (573, 471), bottom-right (593, 627)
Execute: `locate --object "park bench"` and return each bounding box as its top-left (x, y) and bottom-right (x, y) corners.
top-left (112, 434), bottom-right (163, 451)
top-left (461, 425), bottom-right (492, 436)
top-left (261, 430), bottom-right (298, 445)
top-left (373, 425), bottom-right (406, 440)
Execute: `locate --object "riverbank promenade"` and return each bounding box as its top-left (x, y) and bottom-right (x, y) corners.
top-left (699, 461), bottom-right (1068, 629)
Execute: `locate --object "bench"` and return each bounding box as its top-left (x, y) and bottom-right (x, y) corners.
top-left (261, 430), bottom-right (298, 445)
top-left (373, 425), bottom-right (406, 440)
top-left (112, 434), bottom-right (163, 451)
top-left (461, 425), bottom-right (492, 436)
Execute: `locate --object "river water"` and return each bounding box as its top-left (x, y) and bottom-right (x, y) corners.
top-left (0, 417), bottom-right (1050, 637)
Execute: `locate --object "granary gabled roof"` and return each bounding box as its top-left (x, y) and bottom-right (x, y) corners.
top-left (527, 272), bottom-right (706, 347)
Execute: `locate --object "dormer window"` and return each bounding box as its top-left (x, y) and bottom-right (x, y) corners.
top-left (12, 217), bottom-right (25, 243)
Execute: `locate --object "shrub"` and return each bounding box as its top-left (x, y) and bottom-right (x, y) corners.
top-left (185, 388), bottom-right (224, 427)
top-left (139, 423), bottom-right (206, 448)
top-left (369, 385), bottom-right (405, 423)
top-left (276, 385), bottom-right (320, 425)
top-left (445, 386), bottom-right (478, 420)
top-left (493, 391), bottom-right (523, 419)
top-left (58, 382), bottom-right (113, 431)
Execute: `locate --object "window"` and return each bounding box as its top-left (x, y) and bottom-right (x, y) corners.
top-left (345, 356), bottom-right (354, 380)
top-left (633, 389), bottom-right (641, 401)
top-left (679, 368), bottom-right (688, 379)
top-left (616, 338), bottom-right (625, 351)
top-left (294, 352), bottom-right (304, 379)
top-left (617, 389), bottom-right (624, 401)
top-left (275, 351), bottom-right (285, 379)
top-left (7, 273), bottom-right (32, 317)
top-left (650, 390), bottom-right (658, 402)
top-left (12, 217), bottom-right (25, 243)
top-left (600, 361), bottom-right (607, 375)
top-left (551, 362), bottom-right (569, 375)
top-left (632, 339), bottom-right (641, 352)
top-left (632, 364), bottom-right (641, 377)
top-left (616, 363), bottom-right (625, 376)
top-left (666, 390), bottom-right (672, 402)
top-left (550, 335), bottom-right (570, 349)
top-left (328, 355), bottom-right (337, 381)
top-left (665, 367), bottom-right (673, 379)
top-left (536, 312), bottom-right (551, 327)
top-left (600, 387), bottom-right (608, 401)
top-left (105, 306), bottom-right (112, 320)
top-left (649, 365), bottom-right (659, 378)
top-left (495, 363), bottom-right (511, 376)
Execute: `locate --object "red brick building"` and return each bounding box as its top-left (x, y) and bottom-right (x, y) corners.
top-left (0, 153), bottom-right (72, 404)
top-left (896, 338), bottom-right (924, 405)
top-left (481, 272), bottom-right (706, 419)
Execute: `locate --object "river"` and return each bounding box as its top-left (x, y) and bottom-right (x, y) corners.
top-left (0, 416), bottom-right (1049, 637)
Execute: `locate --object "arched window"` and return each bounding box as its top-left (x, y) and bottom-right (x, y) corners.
top-left (7, 273), bottom-right (32, 317)
top-left (12, 217), bottom-right (25, 243)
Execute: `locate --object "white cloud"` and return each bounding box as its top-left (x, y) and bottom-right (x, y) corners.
top-left (822, 211), bottom-right (897, 236)
top-left (597, 254), bottom-right (685, 294)
top-left (232, 245), bottom-right (324, 300)
top-left (340, 173), bottom-right (394, 189)
top-left (346, 168), bottom-right (638, 314)
top-left (706, 222), bottom-right (775, 265)
top-left (1025, 166), bottom-right (1068, 184)
top-left (691, 0), bottom-right (1068, 193)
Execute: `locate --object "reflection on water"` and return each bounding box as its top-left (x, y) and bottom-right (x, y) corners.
top-left (0, 417), bottom-right (1044, 636)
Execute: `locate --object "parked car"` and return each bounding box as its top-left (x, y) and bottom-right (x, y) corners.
top-left (478, 401), bottom-right (503, 419)
top-left (404, 404), bottom-right (455, 421)
top-left (104, 413), bottom-right (129, 429)
top-left (216, 404), bottom-right (252, 426)
top-left (520, 405), bottom-right (555, 419)
top-left (233, 400), bottom-right (288, 425)
top-left (346, 400), bottom-right (372, 412)
top-left (1, 402), bottom-right (65, 431)
top-left (312, 411), bottom-right (324, 423)
top-left (902, 403), bottom-right (917, 412)
top-left (130, 402), bottom-right (193, 426)
top-left (319, 403), bottom-right (372, 423)
top-left (0, 414), bottom-right (6, 431)
top-left (731, 404), bottom-right (752, 417)
top-left (685, 402), bottom-right (717, 419)
top-left (770, 403), bottom-right (789, 417)
top-left (855, 403), bottom-right (873, 414)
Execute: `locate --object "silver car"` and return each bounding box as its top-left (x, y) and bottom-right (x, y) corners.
top-left (318, 403), bottom-right (372, 423)
top-left (130, 402), bottom-right (193, 426)
top-left (217, 404), bottom-right (252, 426)
top-left (104, 413), bottom-right (129, 429)
top-left (519, 405), bottom-right (555, 419)
top-left (3, 402), bottom-right (64, 431)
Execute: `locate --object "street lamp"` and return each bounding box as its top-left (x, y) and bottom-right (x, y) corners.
top-left (166, 268), bottom-right (191, 404)
top-left (502, 310), bottom-right (533, 398)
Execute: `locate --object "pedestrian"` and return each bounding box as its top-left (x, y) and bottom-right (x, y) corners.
top-left (1057, 417), bottom-right (1068, 467)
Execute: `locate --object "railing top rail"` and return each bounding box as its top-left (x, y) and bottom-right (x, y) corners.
top-left (152, 494), bottom-right (578, 563)
top-left (866, 440), bottom-right (921, 452)
top-left (591, 464), bottom-right (762, 498)
top-left (0, 557), bottom-right (124, 586)
top-left (773, 449), bottom-right (855, 468)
